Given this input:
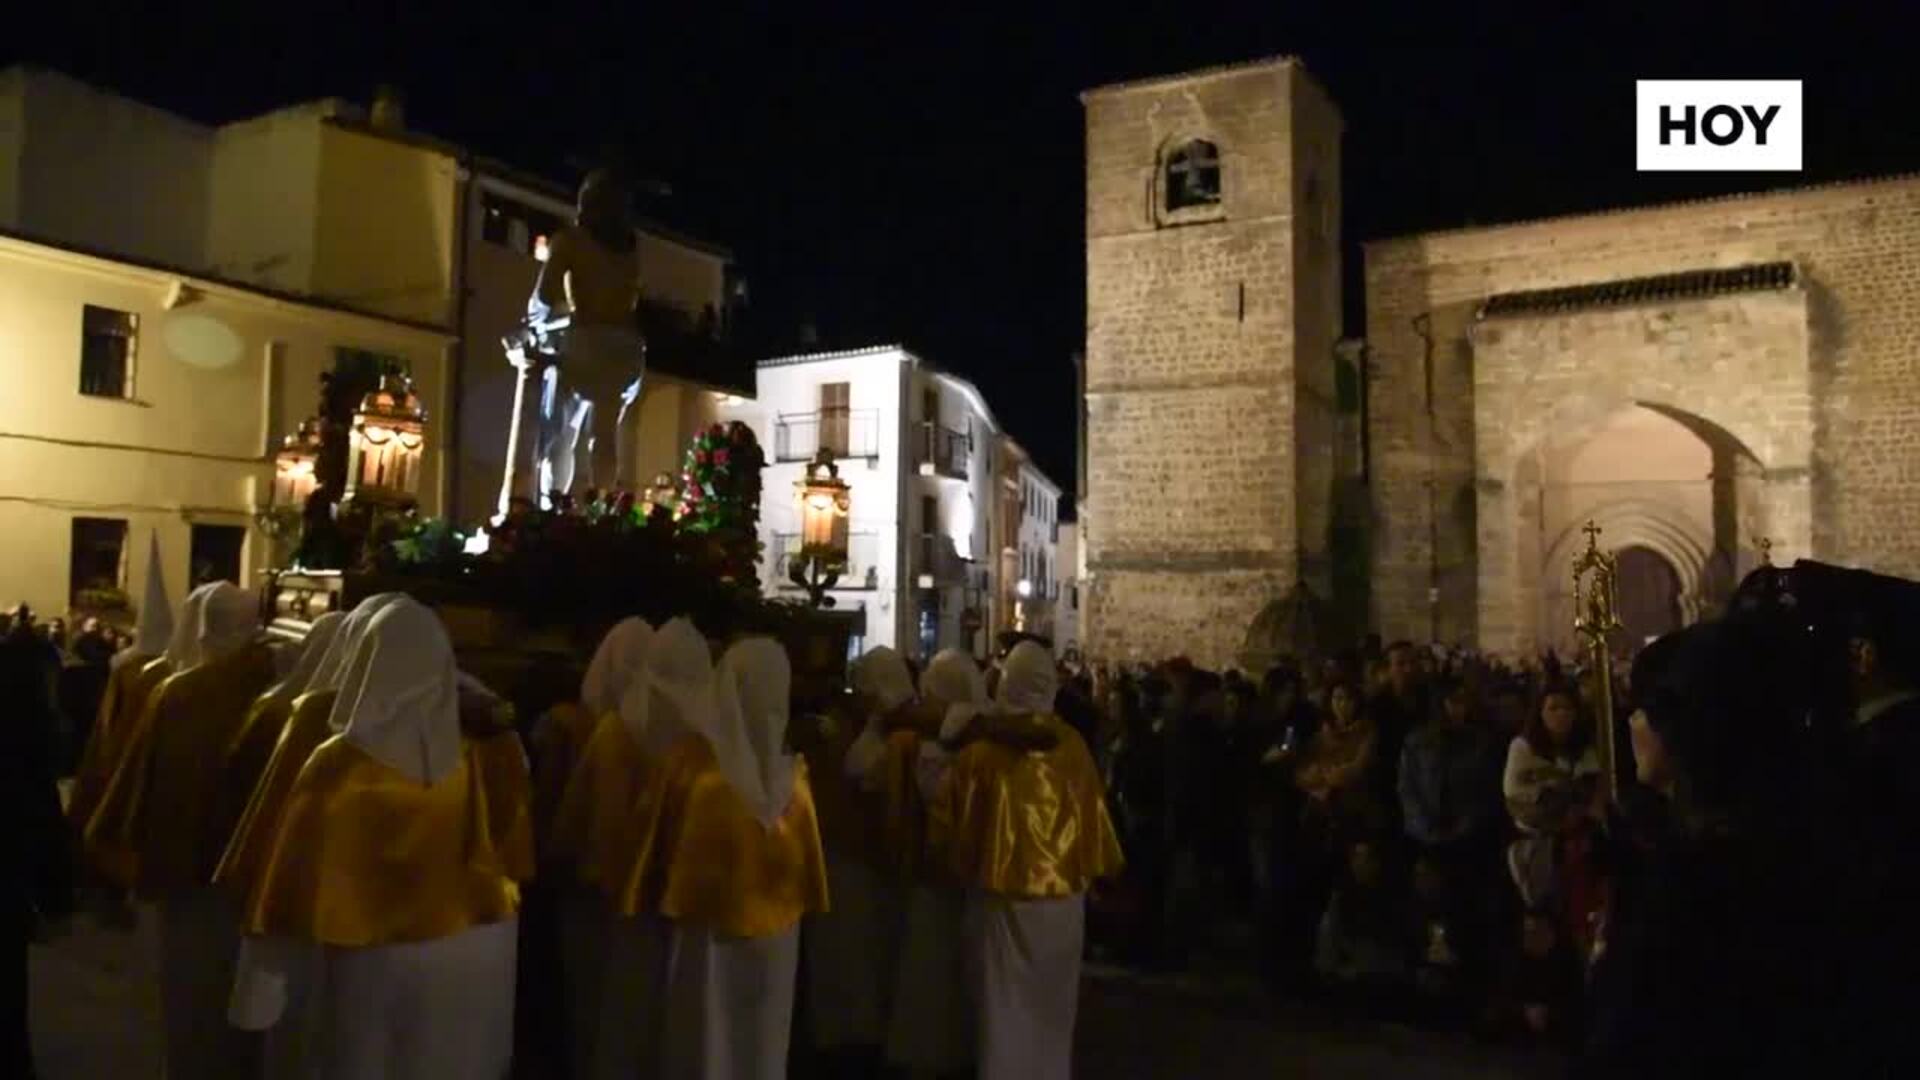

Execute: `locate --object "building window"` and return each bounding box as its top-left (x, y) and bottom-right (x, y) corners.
top-left (820, 383), bottom-right (851, 458)
top-left (920, 495), bottom-right (937, 572)
top-left (70, 517), bottom-right (130, 610)
top-left (190, 523), bottom-right (248, 589)
top-left (1165, 139), bottom-right (1222, 212)
top-left (80, 305), bottom-right (138, 399)
top-left (923, 386), bottom-right (940, 424)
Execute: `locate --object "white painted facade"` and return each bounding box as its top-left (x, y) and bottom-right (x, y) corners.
top-left (1012, 458), bottom-right (1063, 641)
top-left (0, 231), bottom-right (452, 625)
top-left (719, 345), bottom-right (1000, 661)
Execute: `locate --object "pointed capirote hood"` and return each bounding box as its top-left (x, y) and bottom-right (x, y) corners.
top-left (115, 531), bottom-right (173, 668)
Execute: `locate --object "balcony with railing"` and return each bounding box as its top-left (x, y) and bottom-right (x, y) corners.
top-left (774, 409), bottom-right (881, 463)
top-left (772, 530), bottom-right (882, 591)
top-left (916, 423), bottom-right (970, 481)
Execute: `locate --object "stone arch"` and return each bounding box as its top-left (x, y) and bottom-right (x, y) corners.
top-left (1537, 498), bottom-right (1713, 654)
top-left (1486, 399), bottom-right (1777, 656)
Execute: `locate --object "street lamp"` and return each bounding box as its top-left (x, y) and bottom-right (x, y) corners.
top-left (345, 372), bottom-right (428, 508)
top-left (790, 449), bottom-right (851, 608)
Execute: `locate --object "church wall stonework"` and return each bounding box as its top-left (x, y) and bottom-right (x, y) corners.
top-left (1082, 58), bottom-right (1342, 668)
top-left (1365, 175), bottom-right (1920, 646)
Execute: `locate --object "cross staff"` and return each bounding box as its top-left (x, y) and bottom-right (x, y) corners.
top-left (1572, 520), bottom-right (1624, 806)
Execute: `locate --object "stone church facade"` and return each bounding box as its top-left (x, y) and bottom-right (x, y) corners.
top-left (1082, 56), bottom-right (1920, 667)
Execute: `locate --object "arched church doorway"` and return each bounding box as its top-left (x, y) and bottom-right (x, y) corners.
top-left (1613, 545), bottom-right (1683, 654)
top-left (1515, 403), bottom-right (1766, 657)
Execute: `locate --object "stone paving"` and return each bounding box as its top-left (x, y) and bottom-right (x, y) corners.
top-left (30, 914), bottom-right (1563, 1078)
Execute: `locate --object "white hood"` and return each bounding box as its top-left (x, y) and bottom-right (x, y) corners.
top-left (328, 596), bottom-right (462, 784)
top-left (711, 636), bottom-right (796, 827)
top-left (581, 617), bottom-right (655, 717)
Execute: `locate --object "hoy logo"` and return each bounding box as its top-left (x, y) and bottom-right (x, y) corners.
top-left (1636, 80), bottom-right (1802, 172)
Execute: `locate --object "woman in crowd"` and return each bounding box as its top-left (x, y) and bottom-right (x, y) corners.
top-left (1503, 681), bottom-right (1604, 953)
top-left (1271, 678), bottom-right (1382, 992)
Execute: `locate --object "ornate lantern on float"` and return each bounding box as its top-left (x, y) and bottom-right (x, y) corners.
top-left (344, 372), bottom-right (428, 509)
top-left (790, 449), bottom-right (851, 608)
top-left (259, 417), bottom-right (324, 541)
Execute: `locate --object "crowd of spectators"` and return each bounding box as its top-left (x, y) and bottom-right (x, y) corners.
top-left (1065, 638), bottom-right (1620, 1047)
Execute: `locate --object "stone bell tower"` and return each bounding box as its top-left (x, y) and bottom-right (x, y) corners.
top-left (1080, 57), bottom-right (1344, 668)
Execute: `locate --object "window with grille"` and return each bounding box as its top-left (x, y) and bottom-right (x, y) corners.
top-left (80, 305), bottom-right (138, 399)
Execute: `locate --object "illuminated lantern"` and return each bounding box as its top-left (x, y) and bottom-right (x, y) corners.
top-left (790, 449), bottom-right (851, 608)
top-left (272, 417), bottom-right (324, 510)
top-left (345, 372), bottom-right (427, 506)
top-left (796, 450), bottom-right (851, 558)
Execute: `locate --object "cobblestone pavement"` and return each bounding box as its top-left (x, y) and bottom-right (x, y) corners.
top-left (31, 915), bottom-right (1564, 1078)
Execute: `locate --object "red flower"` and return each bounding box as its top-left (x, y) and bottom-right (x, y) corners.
top-left (713, 448), bottom-right (731, 466)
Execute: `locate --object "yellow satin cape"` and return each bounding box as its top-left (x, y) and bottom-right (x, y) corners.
top-left (236, 732), bottom-right (535, 947)
top-left (643, 735), bottom-right (829, 937)
top-left (925, 714), bottom-right (1125, 900)
top-left (549, 713), bottom-right (661, 892)
top-left (213, 689), bottom-right (340, 896)
top-left (84, 645), bottom-right (277, 896)
top-left (881, 728), bottom-right (931, 879)
top-left (67, 655), bottom-right (169, 862)
top-left (532, 701), bottom-right (600, 859)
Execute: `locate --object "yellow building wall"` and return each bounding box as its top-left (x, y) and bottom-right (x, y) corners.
top-left (637, 231), bottom-right (727, 318)
top-left (311, 124), bottom-right (458, 328)
top-left (630, 374), bottom-right (723, 490)
top-left (0, 235), bottom-right (449, 623)
top-left (205, 108), bottom-right (323, 294)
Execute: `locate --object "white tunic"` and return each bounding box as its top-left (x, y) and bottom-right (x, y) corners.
top-left (314, 918), bottom-right (518, 1080)
top-left (660, 924), bottom-right (801, 1080)
top-left (966, 892), bottom-right (1087, 1080)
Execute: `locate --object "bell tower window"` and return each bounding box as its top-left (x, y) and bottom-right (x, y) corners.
top-left (1164, 139), bottom-right (1222, 212)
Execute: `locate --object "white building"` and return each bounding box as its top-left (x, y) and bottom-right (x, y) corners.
top-left (1011, 448), bottom-right (1064, 641)
top-left (719, 345), bottom-right (999, 661)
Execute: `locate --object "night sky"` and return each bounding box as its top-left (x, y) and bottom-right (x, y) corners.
top-left (9, 2), bottom-right (1915, 492)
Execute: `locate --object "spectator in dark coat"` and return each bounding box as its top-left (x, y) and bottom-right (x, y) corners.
top-left (1581, 621), bottom-right (1847, 1079)
top-left (3, 613), bottom-right (76, 1079)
